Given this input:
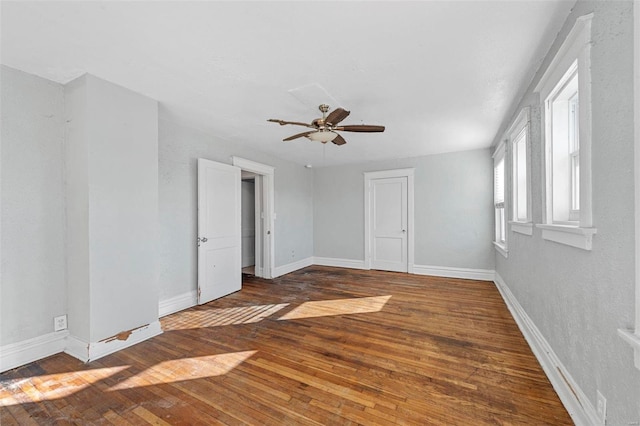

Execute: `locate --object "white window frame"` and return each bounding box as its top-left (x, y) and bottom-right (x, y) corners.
top-left (618, 0), bottom-right (640, 370)
top-left (534, 14), bottom-right (597, 250)
top-left (493, 141), bottom-right (508, 257)
top-left (507, 107), bottom-right (533, 236)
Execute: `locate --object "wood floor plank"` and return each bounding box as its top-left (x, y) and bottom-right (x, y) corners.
top-left (0, 266), bottom-right (572, 425)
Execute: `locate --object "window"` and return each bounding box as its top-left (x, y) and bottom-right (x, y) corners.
top-left (535, 14), bottom-right (596, 250)
top-left (548, 63), bottom-right (579, 224)
top-left (508, 107), bottom-right (532, 235)
top-left (493, 142), bottom-right (507, 257)
top-left (618, 0), bottom-right (640, 370)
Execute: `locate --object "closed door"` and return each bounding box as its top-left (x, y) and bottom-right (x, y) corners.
top-left (371, 177), bottom-right (408, 272)
top-left (197, 158), bottom-right (241, 304)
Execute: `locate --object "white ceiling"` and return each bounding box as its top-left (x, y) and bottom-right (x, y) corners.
top-left (1, 1), bottom-right (574, 167)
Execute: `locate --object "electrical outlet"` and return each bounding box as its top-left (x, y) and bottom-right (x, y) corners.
top-left (54, 314), bottom-right (67, 332)
top-left (596, 390), bottom-right (607, 425)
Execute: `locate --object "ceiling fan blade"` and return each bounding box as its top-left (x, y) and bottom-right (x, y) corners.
top-left (267, 119), bottom-right (316, 129)
top-left (335, 125), bottom-right (385, 133)
top-left (325, 108), bottom-right (351, 126)
top-left (283, 130), bottom-right (316, 141)
top-left (332, 134), bottom-right (347, 146)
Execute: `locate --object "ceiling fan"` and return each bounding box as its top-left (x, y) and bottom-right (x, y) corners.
top-left (267, 104), bottom-right (385, 146)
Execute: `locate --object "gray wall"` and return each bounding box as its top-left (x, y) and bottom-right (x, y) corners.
top-left (493, 1), bottom-right (640, 424)
top-left (158, 118), bottom-right (314, 301)
top-left (1, 66), bottom-right (66, 346)
top-left (313, 149), bottom-right (495, 270)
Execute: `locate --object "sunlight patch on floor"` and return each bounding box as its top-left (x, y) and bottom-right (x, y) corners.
top-left (0, 365), bottom-right (129, 405)
top-left (278, 295), bottom-right (392, 321)
top-left (163, 303), bottom-right (289, 330)
top-left (108, 351), bottom-right (257, 390)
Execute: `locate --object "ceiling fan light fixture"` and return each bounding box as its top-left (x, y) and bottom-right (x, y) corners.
top-left (307, 130), bottom-right (337, 143)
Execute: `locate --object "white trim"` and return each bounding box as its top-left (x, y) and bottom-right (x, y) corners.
top-left (509, 221), bottom-right (534, 236)
top-left (413, 265), bottom-right (495, 281)
top-left (491, 139), bottom-right (506, 159)
top-left (159, 290), bottom-right (197, 317)
top-left (254, 175), bottom-right (263, 279)
top-left (363, 168), bottom-right (415, 273)
top-left (536, 223), bottom-right (597, 251)
top-left (313, 257), bottom-right (367, 270)
top-left (65, 321), bottom-right (163, 363)
top-left (505, 107), bottom-right (531, 138)
top-left (493, 241), bottom-right (508, 258)
top-left (232, 156), bottom-right (275, 279)
top-left (617, 329), bottom-right (640, 369)
top-left (272, 257), bottom-right (313, 278)
top-left (494, 273), bottom-right (599, 426)
top-left (231, 156), bottom-right (274, 175)
top-left (0, 331), bottom-right (69, 373)
top-left (508, 107), bottom-right (532, 224)
top-left (535, 14), bottom-right (594, 100)
top-left (538, 14), bottom-right (594, 229)
top-left (493, 140), bottom-right (508, 251)
top-left (629, 0), bottom-right (640, 370)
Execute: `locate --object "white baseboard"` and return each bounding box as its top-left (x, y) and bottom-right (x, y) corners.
top-left (311, 258), bottom-right (494, 281)
top-left (494, 273), bottom-right (599, 426)
top-left (65, 321), bottom-right (163, 363)
top-left (159, 290), bottom-right (197, 317)
top-left (413, 264), bottom-right (495, 281)
top-left (272, 257), bottom-right (313, 278)
top-left (0, 331), bottom-right (69, 373)
top-left (313, 257), bottom-right (367, 270)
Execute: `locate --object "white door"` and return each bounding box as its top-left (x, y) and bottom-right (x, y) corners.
top-left (198, 158), bottom-right (241, 304)
top-left (371, 177), bottom-right (408, 272)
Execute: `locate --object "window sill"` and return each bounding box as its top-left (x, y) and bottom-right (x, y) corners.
top-left (618, 329), bottom-right (640, 370)
top-left (509, 221), bottom-right (533, 236)
top-left (535, 224), bottom-right (597, 250)
top-left (493, 242), bottom-right (508, 258)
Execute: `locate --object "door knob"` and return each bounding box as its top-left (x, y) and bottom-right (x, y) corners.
top-left (198, 237), bottom-right (208, 243)
top-left (402, 230), bottom-right (406, 233)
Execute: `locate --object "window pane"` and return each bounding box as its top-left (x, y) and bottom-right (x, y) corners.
top-left (569, 93), bottom-right (579, 152)
top-left (572, 154), bottom-right (580, 210)
top-left (514, 130), bottom-right (528, 221)
top-left (496, 206), bottom-right (506, 244)
top-left (494, 157), bottom-right (504, 204)
top-left (500, 207), bottom-right (506, 243)
top-left (550, 69), bottom-right (578, 223)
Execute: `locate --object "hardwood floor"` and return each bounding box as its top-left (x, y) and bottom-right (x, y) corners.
top-left (1, 266), bottom-right (572, 425)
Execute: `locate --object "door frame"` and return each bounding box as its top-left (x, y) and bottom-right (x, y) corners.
top-left (233, 156), bottom-right (275, 279)
top-left (364, 168), bottom-right (415, 273)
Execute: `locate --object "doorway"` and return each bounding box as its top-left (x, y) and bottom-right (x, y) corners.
top-left (233, 156), bottom-right (275, 279)
top-left (364, 168), bottom-right (415, 273)
top-left (196, 157), bottom-right (275, 305)
top-left (241, 175), bottom-right (256, 276)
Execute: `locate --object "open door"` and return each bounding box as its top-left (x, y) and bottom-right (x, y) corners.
top-left (198, 158), bottom-right (241, 304)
